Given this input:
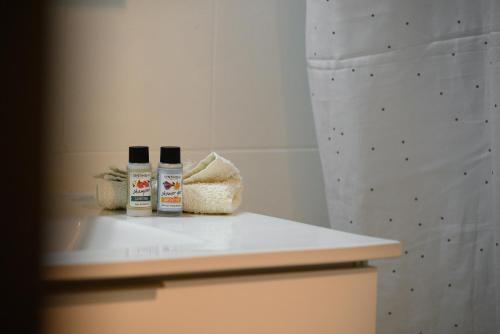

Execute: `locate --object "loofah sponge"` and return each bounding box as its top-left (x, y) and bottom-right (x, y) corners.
top-left (182, 152), bottom-right (243, 214)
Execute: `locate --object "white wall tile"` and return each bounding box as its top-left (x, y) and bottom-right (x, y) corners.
top-left (212, 0), bottom-right (317, 149)
top-left (48, 0), bottom-right (214, 152)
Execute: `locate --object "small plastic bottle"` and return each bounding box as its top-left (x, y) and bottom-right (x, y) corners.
top-left (157, 146), bottom-right (183, 216)
top-left (127, 146), bottom-right (152, 217)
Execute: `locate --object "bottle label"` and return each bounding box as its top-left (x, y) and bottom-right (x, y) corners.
top-left (129, 172), bottom-right (152, 207)
top-left (158, 167), bottom-right (183, 211)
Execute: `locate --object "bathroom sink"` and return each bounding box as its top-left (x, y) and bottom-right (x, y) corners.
top-left (42, 202), bottom-right (401, 334)
top-left (43, 206), bottom-right (401, 282)
top-left (43, 212), bottom-right (401, 334)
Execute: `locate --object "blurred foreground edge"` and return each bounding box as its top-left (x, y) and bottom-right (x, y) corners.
top-left (0, 2), bottom-right (46, 334)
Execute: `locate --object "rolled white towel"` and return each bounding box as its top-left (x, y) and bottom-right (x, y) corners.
top-left (95, 180), bottom-right (126, 210)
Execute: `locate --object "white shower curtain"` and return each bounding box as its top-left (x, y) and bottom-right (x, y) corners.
top-left (306, 0), bottom-right (500, 333)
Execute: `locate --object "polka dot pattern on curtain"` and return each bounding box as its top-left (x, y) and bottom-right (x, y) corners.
top-left (306, 0), bottom-right (500, 333)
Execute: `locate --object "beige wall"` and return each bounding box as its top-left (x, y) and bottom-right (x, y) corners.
top-left (46, 0), bottom-right (328, 227)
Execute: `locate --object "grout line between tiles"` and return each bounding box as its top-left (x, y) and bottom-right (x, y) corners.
top-left (208, 0), bottom-right (218, 151)
top-left (213, 147), bottom-right (319, 153)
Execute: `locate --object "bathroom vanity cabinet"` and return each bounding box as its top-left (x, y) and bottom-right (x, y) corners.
top-left (42, 212), bottom-right (400, 334)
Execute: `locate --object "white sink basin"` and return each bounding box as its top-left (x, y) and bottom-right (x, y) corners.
top-left (73, 216), bottom-right (204, 251)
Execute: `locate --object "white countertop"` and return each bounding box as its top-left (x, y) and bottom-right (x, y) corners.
top-left (43, 211), bottom-right (400, 281)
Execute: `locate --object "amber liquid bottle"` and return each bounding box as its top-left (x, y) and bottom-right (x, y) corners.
top-left (157, 146), bottom-right (183, 216)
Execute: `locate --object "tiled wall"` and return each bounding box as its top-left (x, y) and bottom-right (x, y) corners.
top-left (46, 0), bottom-right (329, 227)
